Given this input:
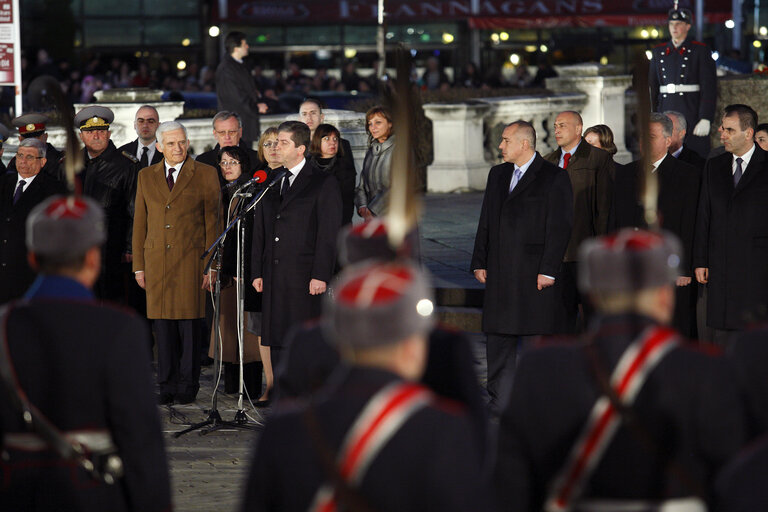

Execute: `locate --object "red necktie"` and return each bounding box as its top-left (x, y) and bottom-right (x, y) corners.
top-left (563, 152), bottom-right (571, 170)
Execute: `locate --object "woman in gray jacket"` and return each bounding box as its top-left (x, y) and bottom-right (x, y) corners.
top-left (355, 105), bottom-right (395, 219)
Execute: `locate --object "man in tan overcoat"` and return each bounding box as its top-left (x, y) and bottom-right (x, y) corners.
top-left (133, 121), bottom-right (221, 405)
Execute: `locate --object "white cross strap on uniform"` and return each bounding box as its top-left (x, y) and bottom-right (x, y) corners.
top-left (544, 326), bottom-right (680, 512)
top-left (659, 84), bottom-right (700, 94)
top-left (308, 381), bottom-right (433, 512)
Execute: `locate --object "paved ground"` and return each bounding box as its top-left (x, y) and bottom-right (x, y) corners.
top-left (160, 192), bottom-right (487, 511)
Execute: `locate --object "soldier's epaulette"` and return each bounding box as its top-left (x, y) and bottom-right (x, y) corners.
top-left (653, 42), bottom-right (667, 48)
top-left (121, 150), bottom-right (139, 164)
top-left (691, 40), bottom-right (707, 46)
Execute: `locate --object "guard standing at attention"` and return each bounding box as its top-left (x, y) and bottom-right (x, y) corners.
top-left (649, 1), bottom-right (717, 158)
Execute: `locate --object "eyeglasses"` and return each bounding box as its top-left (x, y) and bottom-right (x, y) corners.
top-left (220, 160), bottom-right (241, 167)
top-left (17, 155), bottom-right (43, 162)
top-left (262, 141), bottom-right (278, 148)
top-left (216, 130), bottom-right (239, 138)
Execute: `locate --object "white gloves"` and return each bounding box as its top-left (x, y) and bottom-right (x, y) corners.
top-left (693, 119), bottom-right (711, 137)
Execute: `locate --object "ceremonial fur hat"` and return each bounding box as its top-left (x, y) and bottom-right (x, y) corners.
top-left (27, 195), bottom-right (107, 258)
top-left (338, 217), bottom-right (419, 266)
top-left (578, 229), bottom-right (682, 293)
top-left (324, 261), bottom-right (435, 349)
top-left (12, 113), bottom-right (49, 136)
top-left (74, 106), bottom-right (114, 131)
top-left (668, 1), bottom-right (692, 23)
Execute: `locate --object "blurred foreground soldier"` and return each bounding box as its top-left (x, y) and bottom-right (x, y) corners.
top-left (474, 120), bottom-right (573, 414)
top-left (241, 261), bottom-right (494, 512)
top-left (649, 3), bottom-right (716, 159)
top-left (216, 31), bottom-right (268, 145)
top-left (8, 113), bottom-right (64, 181)
top-left (74, 105), bottom-right (137, 301)
top-left (694, 104), bottom-right (768, 345)
top-left (716, 435), bottom-right (768, 512)
top-left (118, 105), bottom-right (162, 171)
top-left (0, 138), bottom-right (66, 303)
top-left (613, 113), bottom-right (700, 337)
top-left (133, 121), bottom-right (220, 405)
top-left (494, 229), bottom-right (745, 511)
top-left (0, 195), bottom-right (171, 511)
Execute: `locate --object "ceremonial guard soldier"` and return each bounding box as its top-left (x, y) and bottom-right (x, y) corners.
top-left (8, 113), bottom-right (65, 181)
top-left (494, 229), bottom-right (745, 511)
top-left (242, 260), bottom-right (494, 511)
top-left (649, 2), bottom-right (716, 158)
top-left (0, 195), bottom-right (171, 511)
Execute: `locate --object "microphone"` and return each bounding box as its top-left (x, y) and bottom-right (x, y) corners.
top-left (226, 170), bottom-right (269, 189)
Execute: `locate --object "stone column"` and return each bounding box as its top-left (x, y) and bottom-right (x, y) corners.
top-left (423, 102), bottom-right (490, 192)
top-left (546, 64), bottom-right (633, 164)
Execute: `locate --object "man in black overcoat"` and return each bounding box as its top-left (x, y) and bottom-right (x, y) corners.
top-left (665, 110), bottom-right (706, 170)
top-left (494, 230), bottom-right (745, 512)
top-left (649, 6), bottom-right (716, 158)
top-left (195, 111), bottom-right (262, 185)
top-left (215, 31), bottom-right (267, 145)
top-left (241, 261), bottom-right (494, 512)
top-left (613, 113), bottom-right (700, 337)
top-left (694, 104), bottom-right (768, 345)
top-left (251, 121), bottom-right (342, 371)
top-left (0, 138), bottom-right (66, 303)
top-left (0, 195), bottom-right (171, 512)
top-left (472, 120), bottom-right (573, 414)
top-left (545, 110), bottom-right (614, 333)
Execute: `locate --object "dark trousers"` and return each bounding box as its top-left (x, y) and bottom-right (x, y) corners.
top-left (712, 328), bottom-right (740, 348)
top-left (154, 318), bottom-right (205, 396)
top-left (697, 283), bottom-right (715, 342)
top-left (486, 333), bottom-right (536, 416)
top-left (560, 261), bottom-right (593, 334)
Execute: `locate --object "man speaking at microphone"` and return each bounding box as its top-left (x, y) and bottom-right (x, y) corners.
top-left (251, 121), bottom-right (343, 374)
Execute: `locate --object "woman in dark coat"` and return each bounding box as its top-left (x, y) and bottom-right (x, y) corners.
top-left (309, 123), bottom-right (356, 225)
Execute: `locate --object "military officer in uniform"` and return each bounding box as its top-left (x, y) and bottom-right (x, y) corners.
top-left (7, 113), bottom-right (65, 182)
top-left (494, 230), bottom-right (745, 511)
top-left (74, 106), bottom-right (137, 302)
top-left (649, 3), bottom-right (716, 159)
top-left (0, 195), bottom-right (171, 512)
top-left (241, 260), bottom-right (494, 512)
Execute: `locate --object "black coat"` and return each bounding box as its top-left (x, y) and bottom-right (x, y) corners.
top-left (677, 145), bottom-right (706, 170)
top-left (241, 366), bottom-right (495, 512)
top-left (726, 325), bottom-right (768, 440)
top-left (716, 435), bottom-right (768, 512)
top-left (544, 141), bottom-right (614, 262)
top-left (7, 142), bottom-right (65, 182)
top-left (494, 314), bottom-right (746, 511)
top-left (251, 161), bottom-right (342, 347)
top-left (310, 150), bottom-right (356, 225)
top-left (0, 277), bottom-right (171, 512)
top-left (0, 172), bottom-right (66, 303)
top-left (613, 154), bottom-right (700, 336)
top-left (195, 141), bottom-right (263, 187)
top-left (79, 141), bottom-right (137, 300)
top-left (471, 153), bottom-right (573, 335)
top-left (649, 36), bottom-right (716, 157)
top-left (117, 138), bottom-right (163, 172)
top-left (215, 55), bottom-right (262, 142)
top-left (693, 146), bottom-right (768, 329)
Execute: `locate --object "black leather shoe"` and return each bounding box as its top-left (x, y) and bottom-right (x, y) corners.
top-left (254, 398), bottom-right (271, 408)
top-left (157, 393), bottom-right (174, 405)
top-left (176, 393), bottom-right (196, 405)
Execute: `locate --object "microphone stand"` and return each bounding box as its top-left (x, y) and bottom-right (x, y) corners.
top-left (174, 178), bottom-right (280, 437)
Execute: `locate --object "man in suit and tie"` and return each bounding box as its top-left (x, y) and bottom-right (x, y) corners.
top-left (613, 113), bottom-right (700, 337)
top-left (251, 120), bottom-right (343, 373)
top-left (694, 104), bottom-right (768, 345)
top-left (118, 105), bottom-right (163, 172)
top-left (0, 138), bottom-right (66, 303)
top-left (545, 110), bottom-right (614, 333)
top-left (665, 110), bottom-right (706, 170)
top-left (133, 121), bottom-right (221, 404)
top-left (472, 120), bottom-right (573, 414)
top-left (7, 113), bottom-right (65, 182)
top-left (195, 111), bottom-right (261, 184)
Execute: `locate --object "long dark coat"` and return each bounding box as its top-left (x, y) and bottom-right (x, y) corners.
top-left (0, 172), bottom-right (66, 303)
top-left (495, 314), bottom-right (746, 512)
top-left (693, 146), bottom-right (768, 329)
top-left (613, 154), bottom-right (701, 336)
top-left (132, 158), bottom-right (221, 319)
top-left (251, 160), bottom-right (342, 347)
top-left (215, 55), bottom-right (262, 143)
top-left (471, 153), bottom-right (573, 335)
top-left (544, 140), bottom-right (614, 262)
